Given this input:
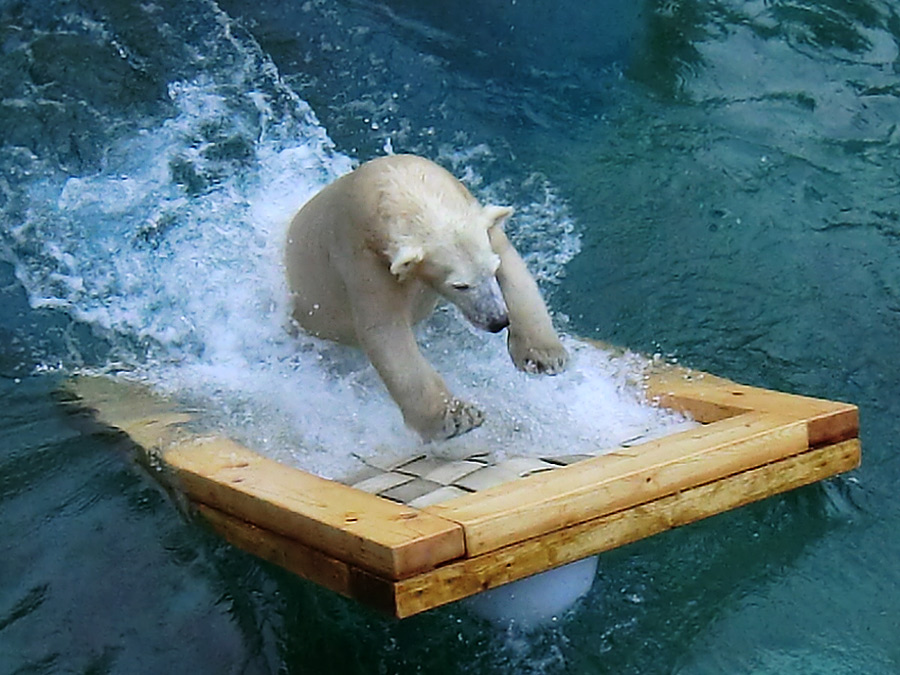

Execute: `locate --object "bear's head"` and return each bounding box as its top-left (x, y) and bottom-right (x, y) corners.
top-left (388, 204), bottom-right (512, 334)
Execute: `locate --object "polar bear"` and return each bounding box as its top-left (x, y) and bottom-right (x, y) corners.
top-left (285, 154), bottom-right (568, 441)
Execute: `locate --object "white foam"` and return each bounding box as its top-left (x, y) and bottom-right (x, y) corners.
top-left (6, 13), bottom-right (690, 482)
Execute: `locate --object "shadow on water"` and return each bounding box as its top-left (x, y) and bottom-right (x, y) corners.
top-left (2, 0), bottom-right (900, 673)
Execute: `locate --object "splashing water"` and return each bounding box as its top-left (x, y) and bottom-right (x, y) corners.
top-left (1, 0), bottom-right (688, 481)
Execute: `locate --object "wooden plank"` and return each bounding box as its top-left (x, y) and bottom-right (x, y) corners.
top-left (196, 504), bottom-right (352, 596)
top-left (645, 368), bottom-right (858, 444)
top-left (64, 376), bottom-right (465, 580)
top-left (425, 412), bottom-right (809, 556)
top-left (189, 440), bottom-right (860, 618)
top-left (195, 505), bottom-right (398, 614)
top-left (61, 365), bottom-right (862, 618)
top-left (394, 439), bottom-right (860, 617)
top-left (649, 395), bottom-right (747, 424)
top-left (806, 405), bottom-right (860, 447)
top-left (164, 437), bottom-right (464, 579)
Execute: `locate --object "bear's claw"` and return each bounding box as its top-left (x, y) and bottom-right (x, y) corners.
top-left (437, 398), bottom-right (485, 440)
top-left (508, 334), bottom-right (569, 375)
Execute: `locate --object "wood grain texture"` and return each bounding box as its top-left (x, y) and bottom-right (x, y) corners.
top-left (196, 504), bottom-right (398, 613)
top-left (60, 353), bottom-right (862, 618)
top-left (190, 440), bottom-right (859, 618)
top-left (394, 439), bottom-right (860, 617)
top-left (164, 437), bottom-right (464, 579)
top-left (645, 368), bottom-right (859, 444)
top-left (425, 412), bottom-right (810, 556)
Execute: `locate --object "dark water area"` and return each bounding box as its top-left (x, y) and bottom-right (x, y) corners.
top-left (2, 0), bottom-right (900, 673)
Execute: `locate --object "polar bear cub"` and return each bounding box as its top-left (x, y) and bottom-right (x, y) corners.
top-left (285, 154), bottom-right (568, 441)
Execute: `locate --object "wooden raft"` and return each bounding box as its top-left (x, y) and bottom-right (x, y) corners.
top-left (62, 362), bottom-right (860, 618)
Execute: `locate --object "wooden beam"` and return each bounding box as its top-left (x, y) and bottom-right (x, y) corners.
top-left (189, 439), bottom-right (859, 618)
top-left (62, 376), bottom-right (466, 580)
top-left (164, 437), bottom-right (465, 580)
top-left (60, 354), bottom-right (862, 618)
top-left (195, 504), bottom-right (398, 614)
top-left (394, 439), bottom-right (860, 617)
top-left (425, 412), bottom-right (809, 556)
top-left (645, 368), bottom-right (858, 445)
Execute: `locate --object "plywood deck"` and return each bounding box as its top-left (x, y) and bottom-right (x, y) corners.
top-left (61, 353), bottom-right (860, 618)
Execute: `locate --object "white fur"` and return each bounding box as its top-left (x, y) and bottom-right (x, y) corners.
top-left (285, 154), bottom-right (568, 441)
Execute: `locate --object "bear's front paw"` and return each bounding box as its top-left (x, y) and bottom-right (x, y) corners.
top-left (508, 332), bottom-right (569, 375)
top-left (435, 398), bottom-right (485, 441)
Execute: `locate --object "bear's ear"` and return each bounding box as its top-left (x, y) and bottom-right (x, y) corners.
top-left (484, 205), bottom-right (514, 230)
top-left (389, 245), bottom-right (425, 282)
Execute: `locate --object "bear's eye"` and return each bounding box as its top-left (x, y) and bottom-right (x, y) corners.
top-left (451, 282), bottom-right (471, 291)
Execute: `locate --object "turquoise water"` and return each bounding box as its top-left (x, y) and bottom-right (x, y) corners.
top-left (2, 0), bottom-right (899, 672)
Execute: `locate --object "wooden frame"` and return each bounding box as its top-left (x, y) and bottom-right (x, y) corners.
top-left (63, 358), bottom-right (859, 618)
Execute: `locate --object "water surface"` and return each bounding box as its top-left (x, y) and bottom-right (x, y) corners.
top-left (2, 0), bottom-right (899, 673)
